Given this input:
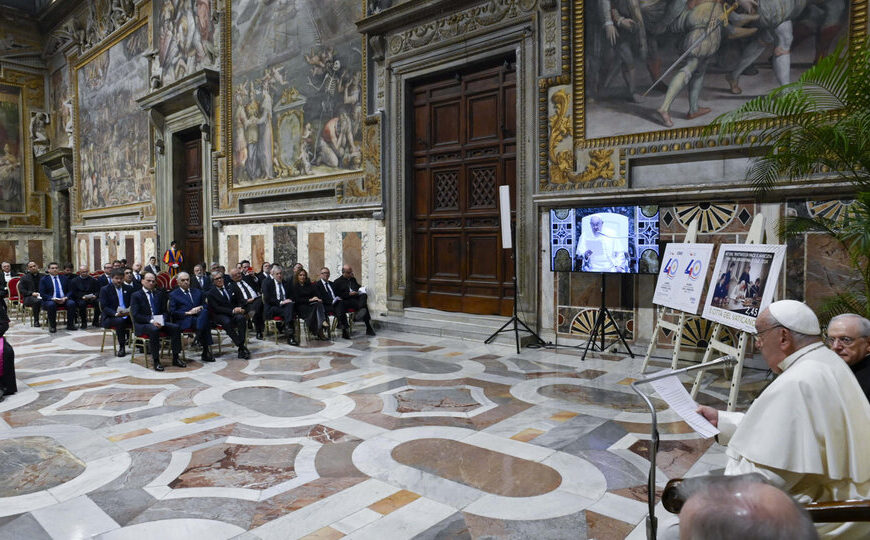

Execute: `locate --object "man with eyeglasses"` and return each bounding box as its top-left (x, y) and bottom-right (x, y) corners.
top-left (333, 264), bottom-right (375, 336)
top-left (826, 313), bottom-right (870, 401)
top-left (123, 268), bottom-right (142, 292)
top-left (691, 300), bottom-right (870, 539)
top-left (130, 272), bottom-right (184, 371)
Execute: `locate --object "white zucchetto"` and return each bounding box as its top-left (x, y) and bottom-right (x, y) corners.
top-left (766, 300), bottom-right (821, 336)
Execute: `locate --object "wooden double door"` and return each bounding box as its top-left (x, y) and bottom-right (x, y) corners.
top-left (410, 58), bottom-right (516, 316)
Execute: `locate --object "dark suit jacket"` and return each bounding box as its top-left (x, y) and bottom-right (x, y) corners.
top-left (242, 273), bottom-right (260, 293)
top-left (144, 264), bottom-right (161, 275)
top-left (293, 281), bottom-right (319, 304)
top-left (99, 283), bottom-right (133, 323)
top-left (206, 286), bottom-right (244, 317)
top-left (96, 274), bottom-right (111, 289)
top-left (39, 274), bottom-right (73, 299)
top-left (130, 288), bottom-right (169, 328)
top-left (70, 275), bottom-right (101, 302)
top-left (17, 272), bottom-right (44, 299)
top-left (191, 274), bottom-right (213, 292)
top-left (261, 277), bottom-right (294, 309)
top-left (124, 278), bottom-right (142, 292)
top-left (333, 275), bottom-right (363, 299)
top-left (169, 287), bottom-right (205, 322)
top-left (315, 279), bottom-right (342, 306)
top-left (230, 279), bottom-right (259, 301)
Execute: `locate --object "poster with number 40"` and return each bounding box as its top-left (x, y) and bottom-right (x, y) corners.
top-left (652, 244), bottom-right (715, 314)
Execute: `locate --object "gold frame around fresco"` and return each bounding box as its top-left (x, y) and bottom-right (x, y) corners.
top-left (571, 0), bottom-right (869, 149)
top-left (221, 0), bottom-right (369, 200)
top-left (71, 17), bottom-right (153, 219)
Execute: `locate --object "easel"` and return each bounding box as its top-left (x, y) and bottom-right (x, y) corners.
top-left (688, 214), bottom-right (766, 412)
top-left (641, 218), bottom-right (700, 373)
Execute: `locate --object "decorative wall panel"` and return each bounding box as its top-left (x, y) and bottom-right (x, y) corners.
top-left (0, 85), bottom-right (24, 214)
top-left (155, 0), bottom-right (218, 87)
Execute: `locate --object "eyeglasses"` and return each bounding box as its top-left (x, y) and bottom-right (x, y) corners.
top-left (826, 336), bottom-right (858, 346)
top-left (754, 324), bottom-right (783, 344)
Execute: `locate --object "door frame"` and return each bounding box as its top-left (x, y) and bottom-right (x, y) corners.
top-left (383, 23), bottom-right (537, 324)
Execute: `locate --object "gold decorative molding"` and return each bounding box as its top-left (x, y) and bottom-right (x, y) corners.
top-left (543, 88), bottom-right (620, 190)
top-left (338, 115), bottom-right (381, 203)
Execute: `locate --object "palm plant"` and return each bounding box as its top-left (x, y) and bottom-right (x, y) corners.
top-left (710, 38), bottom-right (870, 321)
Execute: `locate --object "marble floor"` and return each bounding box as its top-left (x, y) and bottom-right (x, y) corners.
top-left (0, 319), bottom-right (771, 540)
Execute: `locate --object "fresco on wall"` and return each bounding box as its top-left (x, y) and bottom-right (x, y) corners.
top-left (230, 0), bottom-right (363, 185)
top-left (156, 0), bottom-right (217, 86)
top-left (49, 67), bottom-right (71, 147)
top-left (0, 85), bottom-right (23, 214)
top-left (77, 25), bottom-right (150, 211)
top-left (582, 0), bottom-right (852, 139)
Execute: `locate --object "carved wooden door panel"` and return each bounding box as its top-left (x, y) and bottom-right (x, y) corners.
top-left (411, 58), bottom-right (516, 316)
top-left (183, 139), bottom-right (203, 269)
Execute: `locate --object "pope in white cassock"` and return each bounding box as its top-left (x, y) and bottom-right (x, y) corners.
top-left (690, 300), bottom-right (870, 538)
top-left (576, 215), bottom-right (624, 272)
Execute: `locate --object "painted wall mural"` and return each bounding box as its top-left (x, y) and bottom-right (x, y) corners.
top-left (581, 0), bottom-right (854, 140)
top-left (0, 85), bottom-right (23, 214)
top-left (230, 0), bottom-right (363, 185)
top-left (49, 66), bottom-right (71, 147)
top-left (156, 0), bottom-right (217, 86)
top-left (76, 24), bottom-right (151, 211)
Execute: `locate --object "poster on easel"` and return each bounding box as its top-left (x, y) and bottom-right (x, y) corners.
top-left (652, 243), bottom-right (714, 314)
top-left (702, 244), bottom-right (786, 333)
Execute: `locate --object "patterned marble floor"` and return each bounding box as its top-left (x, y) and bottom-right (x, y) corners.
top-left (0, 319), bottom-right (770, 540)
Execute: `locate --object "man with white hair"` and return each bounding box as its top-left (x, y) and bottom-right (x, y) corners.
top-left (695, 300), bottom-right (870, 538)
top-left (826, 313), bottom-right (870, 401)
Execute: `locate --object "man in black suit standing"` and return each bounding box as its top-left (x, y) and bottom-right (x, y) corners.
top-left (100, 269), bottom-right (133, 357)
top-left (70, 265), bottom-right (101, 329)
top-left (39, 262), bottom-right (77, 332)
top-left (229, 267), bottom-right (264, 340)
top-left (131, 272), bottom-right (184, 371)
top-left (191, 264), bottom-right (212, 293)
top-left (333, 264), bottom-right (376, 336)
top-left (17, 261), bottom-right (44, 327)
top-left (169, 272), bottom-right (214, 363)
top-left (206, 271), bottom-right (251, 359)
top-left (315, 267), bottom-right (351, 339)
top-left (262, 265), bottom-right (297, 345)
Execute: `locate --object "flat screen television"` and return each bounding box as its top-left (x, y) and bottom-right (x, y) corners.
top-left (550, 206), bottom-right (660, 273)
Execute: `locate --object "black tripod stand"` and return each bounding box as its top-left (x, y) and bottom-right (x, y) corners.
top-left (581, 273), bottom-right (634, 361)
top-left (484, 225), bottom-right (545, 354)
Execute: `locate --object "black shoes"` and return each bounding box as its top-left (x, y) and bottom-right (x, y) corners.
top-left (201, 349), bottom-right (215, 362)
top-left (172, 356), bottom-right (187, 368)
top-left (116, 345), bottom-right (127, 357)
top-left (287, 334), bottom-right (299, 346)
top-left (49, 326), bottom-right (57, 333)
top-left (256, 331), bottom-right (264, 340)
top-left (66, 325), bottom-right (78, 331)
top-left (366, 324), bottom-right (376, 336)
top-left (342, 328), bottom-right (351, 339)
top-left (154, 361), bottom-right (164, 371)
top-left (33, 321), bottom-right (41, 328)
top-left (237, 346), bottom-right (250, 360)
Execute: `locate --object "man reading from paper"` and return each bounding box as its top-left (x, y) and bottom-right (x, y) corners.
top-left (576, 214), bottom-right (624, 272)
top-left (694, 300), bottom-right (870, 538)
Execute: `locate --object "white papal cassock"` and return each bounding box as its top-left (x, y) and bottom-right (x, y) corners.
top-left (718, 342), bottom-right (870, 538)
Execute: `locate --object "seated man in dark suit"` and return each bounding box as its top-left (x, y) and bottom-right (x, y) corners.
top-left (191, 264), bottom-right (212, 293)
top-left (262, 264), bottom-right (297, 345)
top-left (130, 272), bottom-right (184, 371)
top-left (333, 264), bottom-right (376, 336)
top-left (0, 261), bottom-right (12, 298)
top-left (169, 272), bottom-right (214, 363)
top-left (17, 261), bottom-right (44, 327)
top-left (228, 267), bottom-right (264, 340)
top-left (315, 267), bottom-right (351, 339)
top-left (70, 265), bottom-right (101, 329)
top-left (144, 256), bottom-right (160, 276)
top-left (100, 269), bottom-right (133, 357)
top-left (39, 262), bottom-right (77, 332)
top-left (205, 272), bottom-right (251, 359)
top-left (96, 263), bottom-right (114, 289)
top-left (239, 260), bottom-right (261, 293)
top-left (123, 268), bottom-right (142, 292)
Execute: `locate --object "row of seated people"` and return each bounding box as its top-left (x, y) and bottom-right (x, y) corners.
top-left (12, 259), bottom-right (376, 370)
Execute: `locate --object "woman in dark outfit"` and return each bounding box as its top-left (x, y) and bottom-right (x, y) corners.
top-left (292, 269), bottom-right (329, 340)
top-left (0, 293), bottom-right (16, 401)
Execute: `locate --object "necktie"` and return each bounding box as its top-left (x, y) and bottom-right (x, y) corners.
top-left (148, 291), bottom-right (157, 314)
top-left (199, 276), bottom-right (203, 287)
top-left (222, 287), bottom-right (230, 303)
top-left (240, 282), bottom-right (251, 299)
top-left (278, 282), bottom-right (284, 301)
top-left (325, 281), bottom-right (335, 300)
top-left (186, 289), bottom-right (193, 305)
top-left (117, 287), bottom-right (125, 308)
top-left (54, 276), bottom-right (63, 298)
top-left (135, 273), bottom-right (141, 281)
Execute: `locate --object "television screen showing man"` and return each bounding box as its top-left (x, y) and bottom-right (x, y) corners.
top-left (575, 214), bottom-right (629, 273)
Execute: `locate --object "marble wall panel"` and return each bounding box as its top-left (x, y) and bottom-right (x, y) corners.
top-left (0, 241), bottom-right (15, 264)
top-left (308, 233), bottom-right (324, 273)
top-left (125, 237), bottom-right (135, 263)
top-left (273, 226), bottom-right (297, 268)
top-left (76, 235), bottom-right (88, 269)
top-left (251, 235), bottom-right (264, 272)
top-left (227, 234), bottom-right (239, 269)
top-left (93, 237), bottom-right (102, 270)
top-left (342, 232), bottom-right (361, 274)
top-left (28, 239), bottom-right (43, 267)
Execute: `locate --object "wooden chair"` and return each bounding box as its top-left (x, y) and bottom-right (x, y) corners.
top-left (265, 316), bottom-right (284, 344)
top-left (330, 308), bottom-right (356, 336)
top-left (101, 325), bottom-right (130, 355)
top-left (130, 329), bottom-right (173, 369)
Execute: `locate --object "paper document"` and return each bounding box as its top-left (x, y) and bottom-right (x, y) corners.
top-left (648, 373), bottom-right (720, 438)
top-left (151, 314), bottom-right (165, 325)
top-left (358, 286), bottom-right (367, 294)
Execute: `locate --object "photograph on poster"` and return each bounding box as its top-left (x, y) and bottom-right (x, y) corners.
top-left (652, 243), bottom-right (714, 314)
top-left (702, 244), bottom-right (786, 333)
